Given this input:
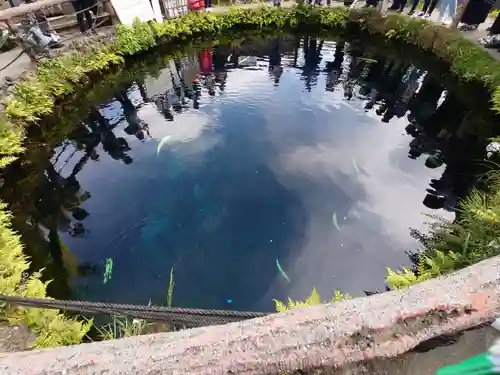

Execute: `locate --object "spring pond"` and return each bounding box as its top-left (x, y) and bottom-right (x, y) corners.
top-left (2, 33), bottom-right (498, 312)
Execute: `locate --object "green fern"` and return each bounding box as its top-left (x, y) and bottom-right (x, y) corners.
top-left (273, 287), bottom-right (351, 312)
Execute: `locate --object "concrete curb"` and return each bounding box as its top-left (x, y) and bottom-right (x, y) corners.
top-left (1, 255), bottom-right (500, 375)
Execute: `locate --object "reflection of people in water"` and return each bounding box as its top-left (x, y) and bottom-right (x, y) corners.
top-left (408, 73), bottom-right (444, 126)
top-left (269, 37), bottom-right (283, 86)
top-left (393, 67), bottom-right (422, 118)
top-left (374, 60), bottom-right (409, 122)
top-left (89, 106), bottom-right (133, 164)
top-left (136, 79), bottom-right (151, 104)
top-left (115, 89), bottom-right (149, 141)
top-left (204, 73), bottom-right (216, 97)
top-left (302, 37), bottom-right (323, 91)
top-left (325, 41), bottom-right (345, 92)
top-left (193, 73), bottom-right (202, 109)
top-left (357, 55), bottom-right (386, 110)
top-left (155, 94), bottom-right (175, 121)
top-left (342, 48), bottom-right (366, 100)
top-left (213, 46), bottom-right (229, 93)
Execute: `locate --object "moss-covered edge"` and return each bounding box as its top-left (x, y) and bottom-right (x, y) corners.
top-left (1, 5), bottom-right (499, 347)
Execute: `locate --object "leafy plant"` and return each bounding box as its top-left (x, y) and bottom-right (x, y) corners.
top-left (273, 287), bottom-right (351, 313)
top-left (116, 18), bottom-right (156, 55)
top-left (0, 203), bottom-right (92, 348)
top-left (95, 316), bottom-right (151, 340)
top-left (386, 172), bottom-right (500, 290)
top-left (167, 266), bottom-right (175, 308)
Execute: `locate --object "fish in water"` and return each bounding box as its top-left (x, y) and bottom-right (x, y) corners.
top-left (352, 158), bottom-right (361, 174)
top-left (359, 57), bottom-right (378, 63)
top-left (332, 212), bottom-right (341, 231)
top-left (103, 257), bottom-right (113, 284)
top-left (157, 135), bottom-right (172, 156)
top-left (276, 258), bottom-right (290, 282)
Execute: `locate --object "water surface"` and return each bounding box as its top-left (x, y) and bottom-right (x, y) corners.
top-left (2, 34), bottom-right (496, 312)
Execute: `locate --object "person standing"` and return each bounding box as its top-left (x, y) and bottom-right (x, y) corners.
top-left (72, 0), bottom-right (96, 34)
top-left (416, 0), bottom-right (439, 18)
top-left (204, 0), bottom-right (212, 10)
top-left (388, 0), bottom-right (403, 11)
top-left (407, 0), bottom-right (422, 14)
top-left (439, 0), bottom-right (457, 24)
top-left (478, 11), bottom-right (500, 48)
top-left (459, 0), bottom-right (493, 30)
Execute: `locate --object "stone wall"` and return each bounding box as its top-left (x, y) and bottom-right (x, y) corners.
top-left (1, 254), bottom-right (499, 375)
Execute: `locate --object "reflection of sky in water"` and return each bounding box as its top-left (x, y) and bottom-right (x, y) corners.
top-left (47, 38), bottom-right (458, 312)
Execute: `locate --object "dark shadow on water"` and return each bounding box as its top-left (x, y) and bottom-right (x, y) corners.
top-left (1, 32), bottom-right (500, 311)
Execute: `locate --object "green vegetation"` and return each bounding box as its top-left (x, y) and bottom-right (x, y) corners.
top-left (1, 5), bottom-right (500, 346)
top-left (167, 267), bottom-right (175, 308)
top-left (273, 288), bottom-right (350, 312)
top-left (95, 265), bottom-right (177, 340)
top-left (0, 203), bottom-right (92, 347)
top-left (95, 316), bottom-right (153, 340)
top-left (386, 170), bottom-right (500, 290)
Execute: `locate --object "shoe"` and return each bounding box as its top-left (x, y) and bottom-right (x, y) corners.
top-left (417, 11), bottom-right (425, 16)
top-left (423, 13), bottom-right (430, 18)
top-left (408, 9), bottom-right (414, 15)
top-left (460, 23), bottom-right (478, 31)
top-left (396, 8), bottom-right (403, 12)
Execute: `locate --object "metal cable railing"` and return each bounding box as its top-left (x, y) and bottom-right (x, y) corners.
top-left (0, 295), bottom-right (269, 326)
top-left (0, 294), bottom-right (495, 353)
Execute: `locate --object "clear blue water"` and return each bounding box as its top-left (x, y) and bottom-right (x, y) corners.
top-left (3, 34), bottom-right (493, 312)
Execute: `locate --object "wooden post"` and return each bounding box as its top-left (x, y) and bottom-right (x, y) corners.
top-left (451, 0), bottom-right (469, 29)
top-left (103, 0), bottom-right (117, 24)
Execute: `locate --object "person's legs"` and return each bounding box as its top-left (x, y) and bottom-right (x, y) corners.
top-left (426, 0), bottom-right (439, 15)
top-left (490, 13), bottom-right (500, 34)
top-left (389, 0), bottom-right (400, 10)
top-left (439, 0), bottom-right (448, 21)
top-left (72, 0), bottom-right (86, 33)
top-left (398, 0), bottom-right (407, 11)
top-left (419, 0), bottom-right (430, 14)
top-left (408, 0), bottom-right (419, 14)
top-left (448, 0), bottom-right (457, 20)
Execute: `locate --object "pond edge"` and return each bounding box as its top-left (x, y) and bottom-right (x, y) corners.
top-left (1, 254), bottom-right (500, 374)
top-left (1, 6), bottom-right (500, 348)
